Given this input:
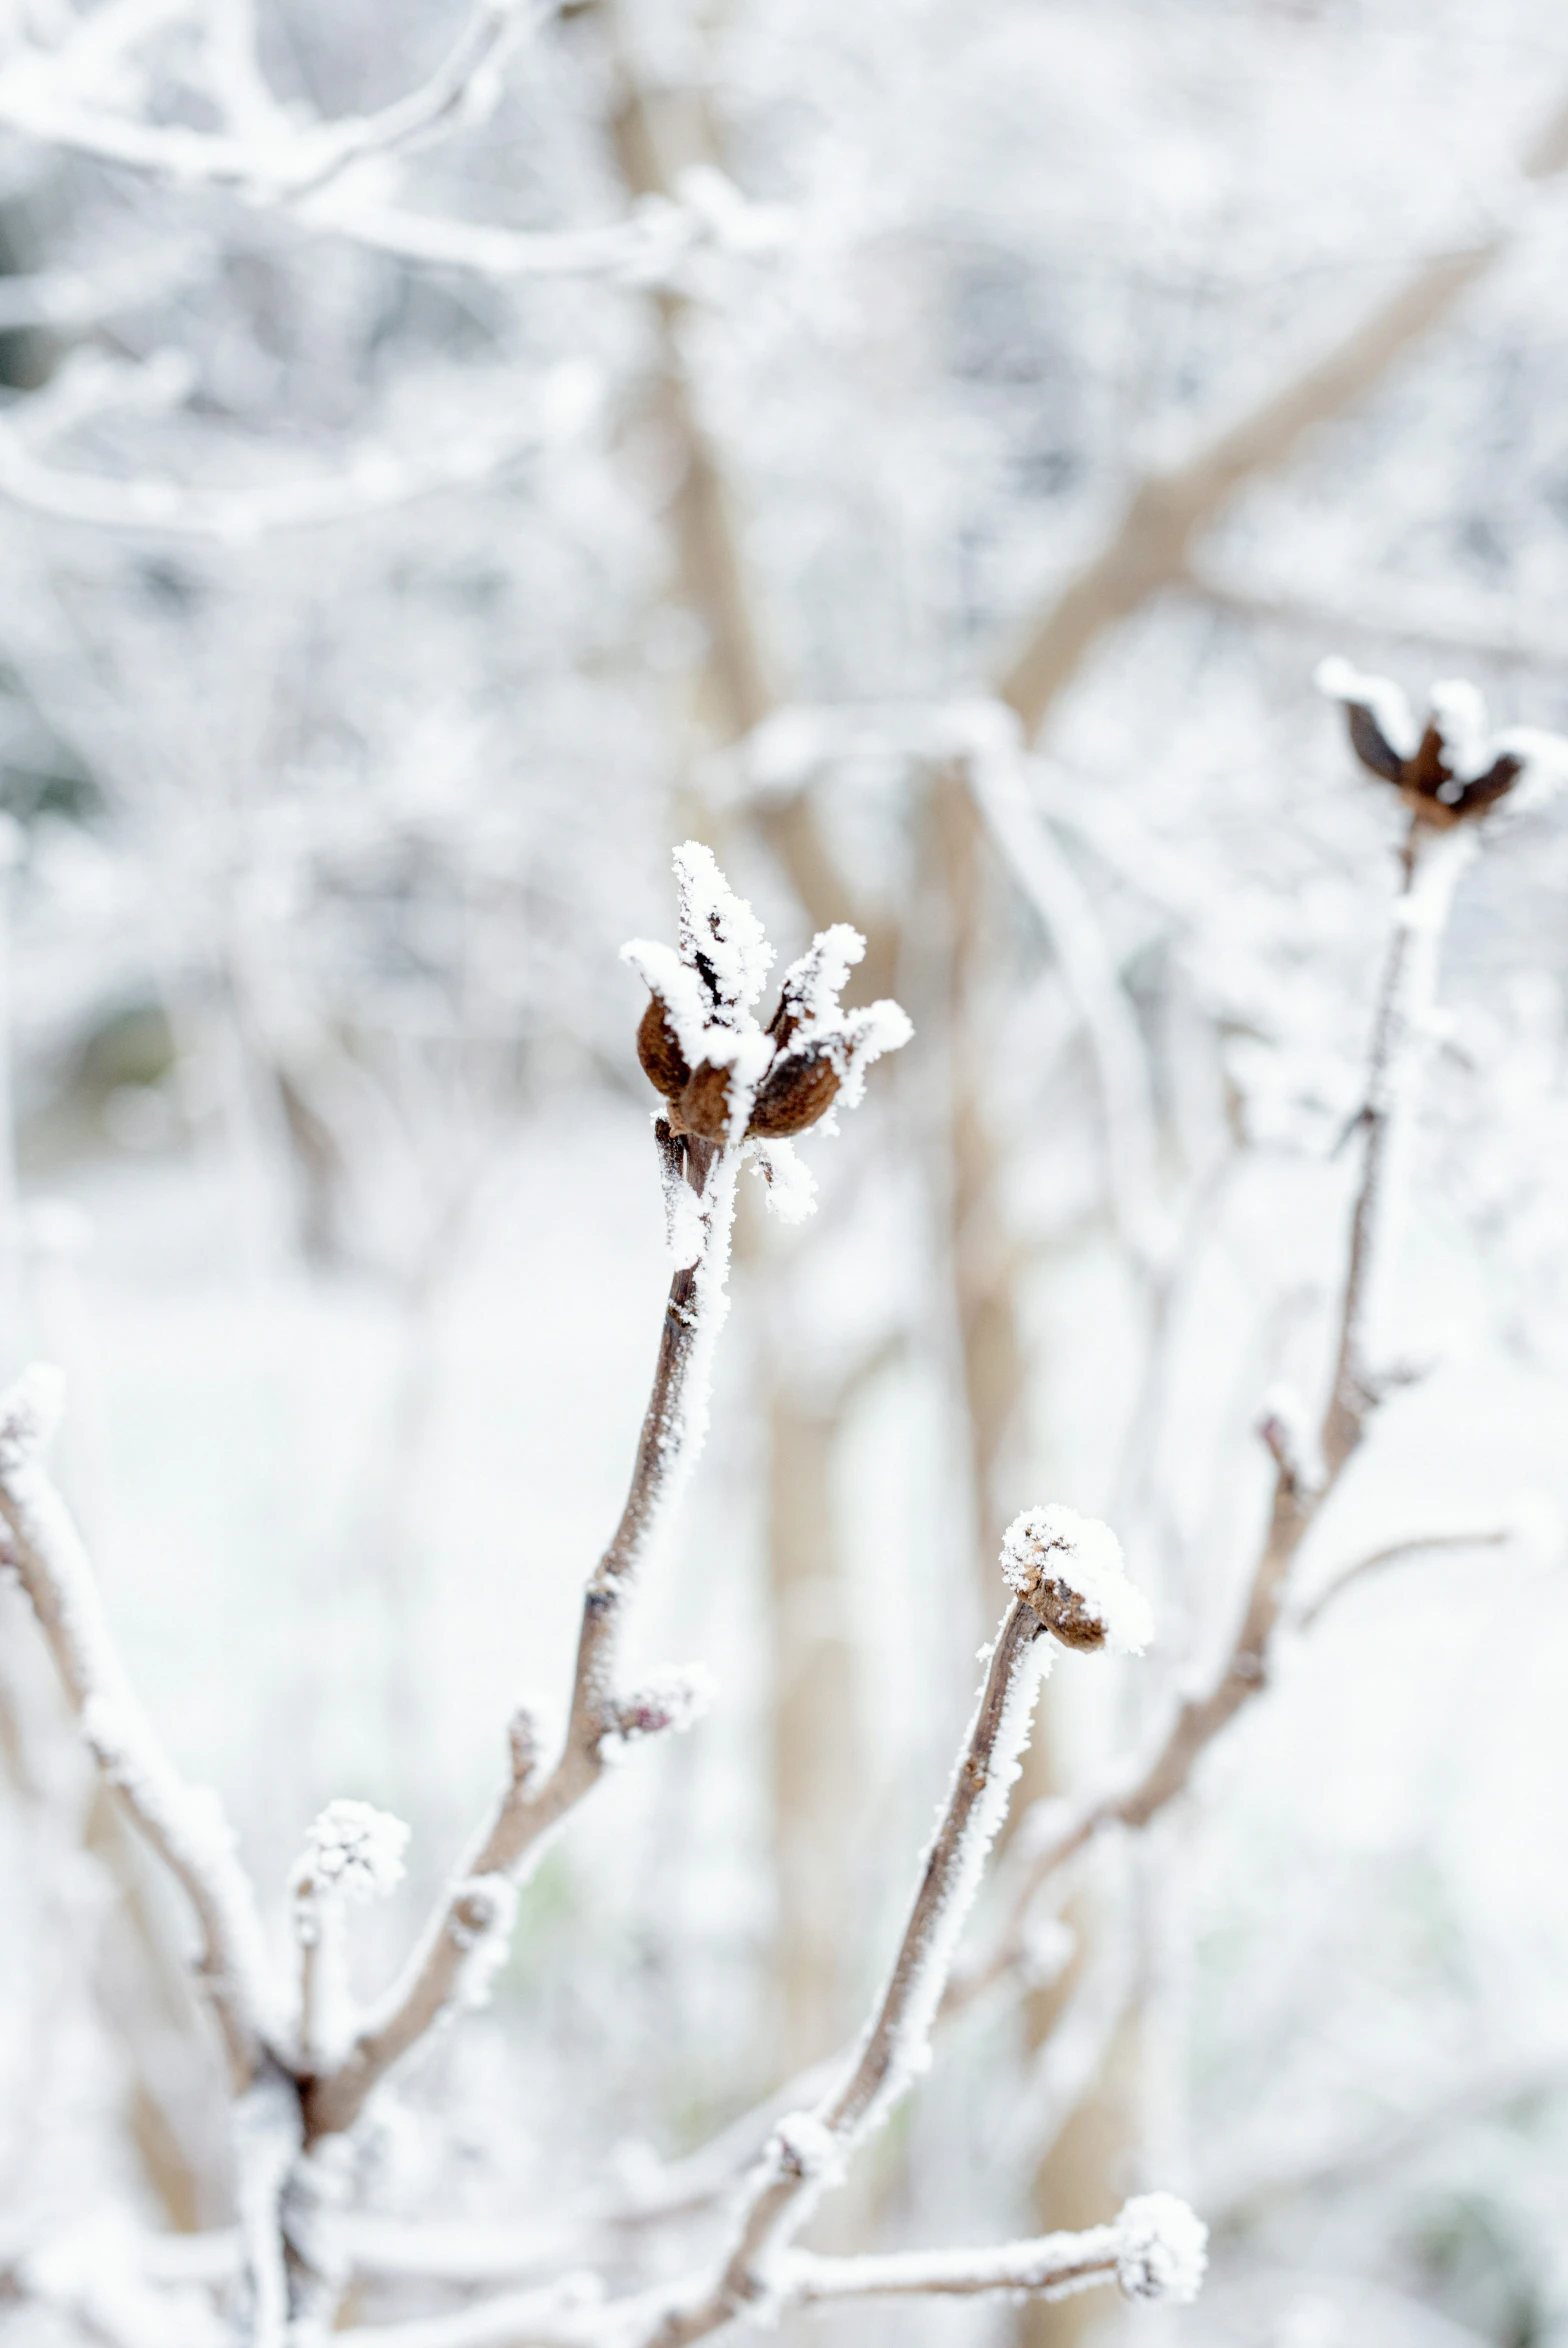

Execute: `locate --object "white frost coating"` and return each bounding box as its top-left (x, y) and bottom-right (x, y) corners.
top-left (773, 2111), bottom-right (846, 2186)
top-left (1113, 2193), bottom-right (1208, 2304)
top-left (840, 1624), bottom-right (1054, 2145)
top-left (1001, 1506), bottom-right (1154, 1656)
top-left (749, 1137), bottom-right (818, 1224)
top-left (1429, 678), bottom-right (1490, 791)
top-left (673, 839), bottom-right (773, 1024)
top-left (658, 1129), bottom-right (707, 1268)
top-left (777, 924), bottom-right (865, 1033)
top-left (0, 1365), bottom-right (277, 2051)
top-left (622, 937), bottom-right (714, 1072)
top-left (1493, 723), bottom-right (1568, 808)
top-left (296, 1800), bottom-right (410, 1908)
top-left (831, 999), bottom-right (915, 1111)
top-left (1314, 655), bottom-right (1418, 758)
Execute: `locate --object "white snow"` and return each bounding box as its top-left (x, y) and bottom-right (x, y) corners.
top-left (1001, 1506), bottom-right (1154, 1655)
top-left (748, 1138), bottom-right (818, 1224)
top-left (296, 1799), bottom-right (411, 1907)
top-left (1314, 656), bottom-right (1419, 759)
top-left (1113, 2193), bottom-right (1208, 2304)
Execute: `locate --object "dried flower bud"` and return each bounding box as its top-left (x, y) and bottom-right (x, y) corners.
top-left (748, 1043), bottom-right (842, 1138)
top-left (678, 1062), bottom-right (734, 1140)
top-left (624, 848), bottom-right (911, 1175)
top-left (637, 997), bottom-right (690, 1101)
top-left (1315, 658), bottom-right (1565, 827)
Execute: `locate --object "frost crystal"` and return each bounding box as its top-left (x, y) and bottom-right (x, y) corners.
top-left (1001, 1506), bottom-right (1153, 1655)
top-left (750, 1138), bottom-right (818, 1224)
top-left (1114, 2193), bottom-right (1208, 2304)
top-left (297, 1800), bottom-right (410, 1905)
top-left (672, 840), bottom-right (774, 1024)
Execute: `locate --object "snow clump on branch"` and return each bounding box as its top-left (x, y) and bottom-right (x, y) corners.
top-left (293, 1800), bottom-right (411, 1916)
top-left (623, 842), bottom-right (911, 1183)
top-left (1113, 2193), bottom-right (1208, 2304)
top-left (1002, 1505), bottom-right (1153, 1655)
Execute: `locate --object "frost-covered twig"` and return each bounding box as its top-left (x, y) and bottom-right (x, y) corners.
top-left (784, 2193), bottom-right (1206, 2309)
top-left (0, 0), bottom-right (546, 198)
top-left (1290, 1526), bottom-right (1516, 1634)
top-left (957, 732), bottom-right (1515, 2001)
top-left (305, 848), bottom-right (907, 2143)
top-left (0, 359), bottom-right (585, 538)
top-left (623, 1513), bottom-right (1153, 2348)
top-left (0, 1366), bottom-right (276, 2082)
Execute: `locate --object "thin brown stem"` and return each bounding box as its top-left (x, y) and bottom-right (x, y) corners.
top-left (304, 1129), bottom-right (728, 2141)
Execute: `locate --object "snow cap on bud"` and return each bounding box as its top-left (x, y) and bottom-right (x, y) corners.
top-left (1001, 1505), bottom-right (1152, 1655)
top-left (0, 1362), bottom-right (66, 1468)
top-left (1316, 657), bottom-right (1568, 825)
top-left (624, 843), bottom-right (911, 1169)
top-left (295, 1799), bottom-right (410, 1906)
top-left (1113, 2192), bottom-right (1208, 2304)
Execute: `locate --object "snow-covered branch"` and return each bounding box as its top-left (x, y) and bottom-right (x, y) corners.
top-left (958, 721), bottom-right (1524, 1999)
top-left (0, 354), bottom-right (589, 538)
top-left (303, 848), bottom-right (907, 2144)
top-left (619, 1512), bottom-right (1156, 2348)
top-left (0, 1365), bottom-right (276, 2084)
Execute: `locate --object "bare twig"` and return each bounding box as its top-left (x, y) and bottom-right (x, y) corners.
top-left (0, 1369), bottom-right (275, 2084)
top-left (1291, 1526), bottom-right (1514, 1634)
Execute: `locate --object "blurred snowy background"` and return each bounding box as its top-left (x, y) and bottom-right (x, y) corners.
top-left (2, 1), bottom-right (1568, 2344)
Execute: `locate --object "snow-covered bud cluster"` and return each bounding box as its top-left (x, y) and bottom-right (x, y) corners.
top-left (1001, 1506), bottom-right (1153, 1656)
top-left (1112, 2193), bottom-right (1208, 2305)
top-left (293, 1799), bottom-right (410, 1922)
top-left (623, 844), bottom-right (911, 1174)
top-left (0, 1363), bottom-right (66, 1469)
top-left (1316, 658), bottom-right (1568, 826)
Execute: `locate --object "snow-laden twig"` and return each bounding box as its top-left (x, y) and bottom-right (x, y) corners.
top-left (786, 2193), bottom-right (1206, 2308)
top-left (302, 1129), bottom-right (737, 2140)
top-left (956, 792), bottom-right (1491, 2003)
top-left (305, 848), bottom-right (906, 2144)
top-left (0, 1365), bottom-right (276, 2082)
top-left (233, 2069), bottom-right (301, 2348)
top-left (615, 1518), bottom-right (1158, 2348)
top-left (0, 0), bottom-right (548, 198)
top-left (0, 356), bottom-right (591, 539)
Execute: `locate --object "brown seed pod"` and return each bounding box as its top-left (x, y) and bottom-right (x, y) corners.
top-left (679, 1062), bottom-right (734, 1140)
top-left (747, 1045), bottom-right (842, 1139)
top-left (1021, 1576), bottom-right (1107, 1652)
top-left (637, 996), bottom-right (691, 1101)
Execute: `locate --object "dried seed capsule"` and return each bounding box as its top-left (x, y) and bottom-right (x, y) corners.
top-left (637, 996), bottom-right (691, 1101)
top-left (747, 1045), bottom-right (842, 1138)
top-left (679, 1062), bottom-right (734, 1140)
top-left (1022, 1576), bottom-right (1108, 1651)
